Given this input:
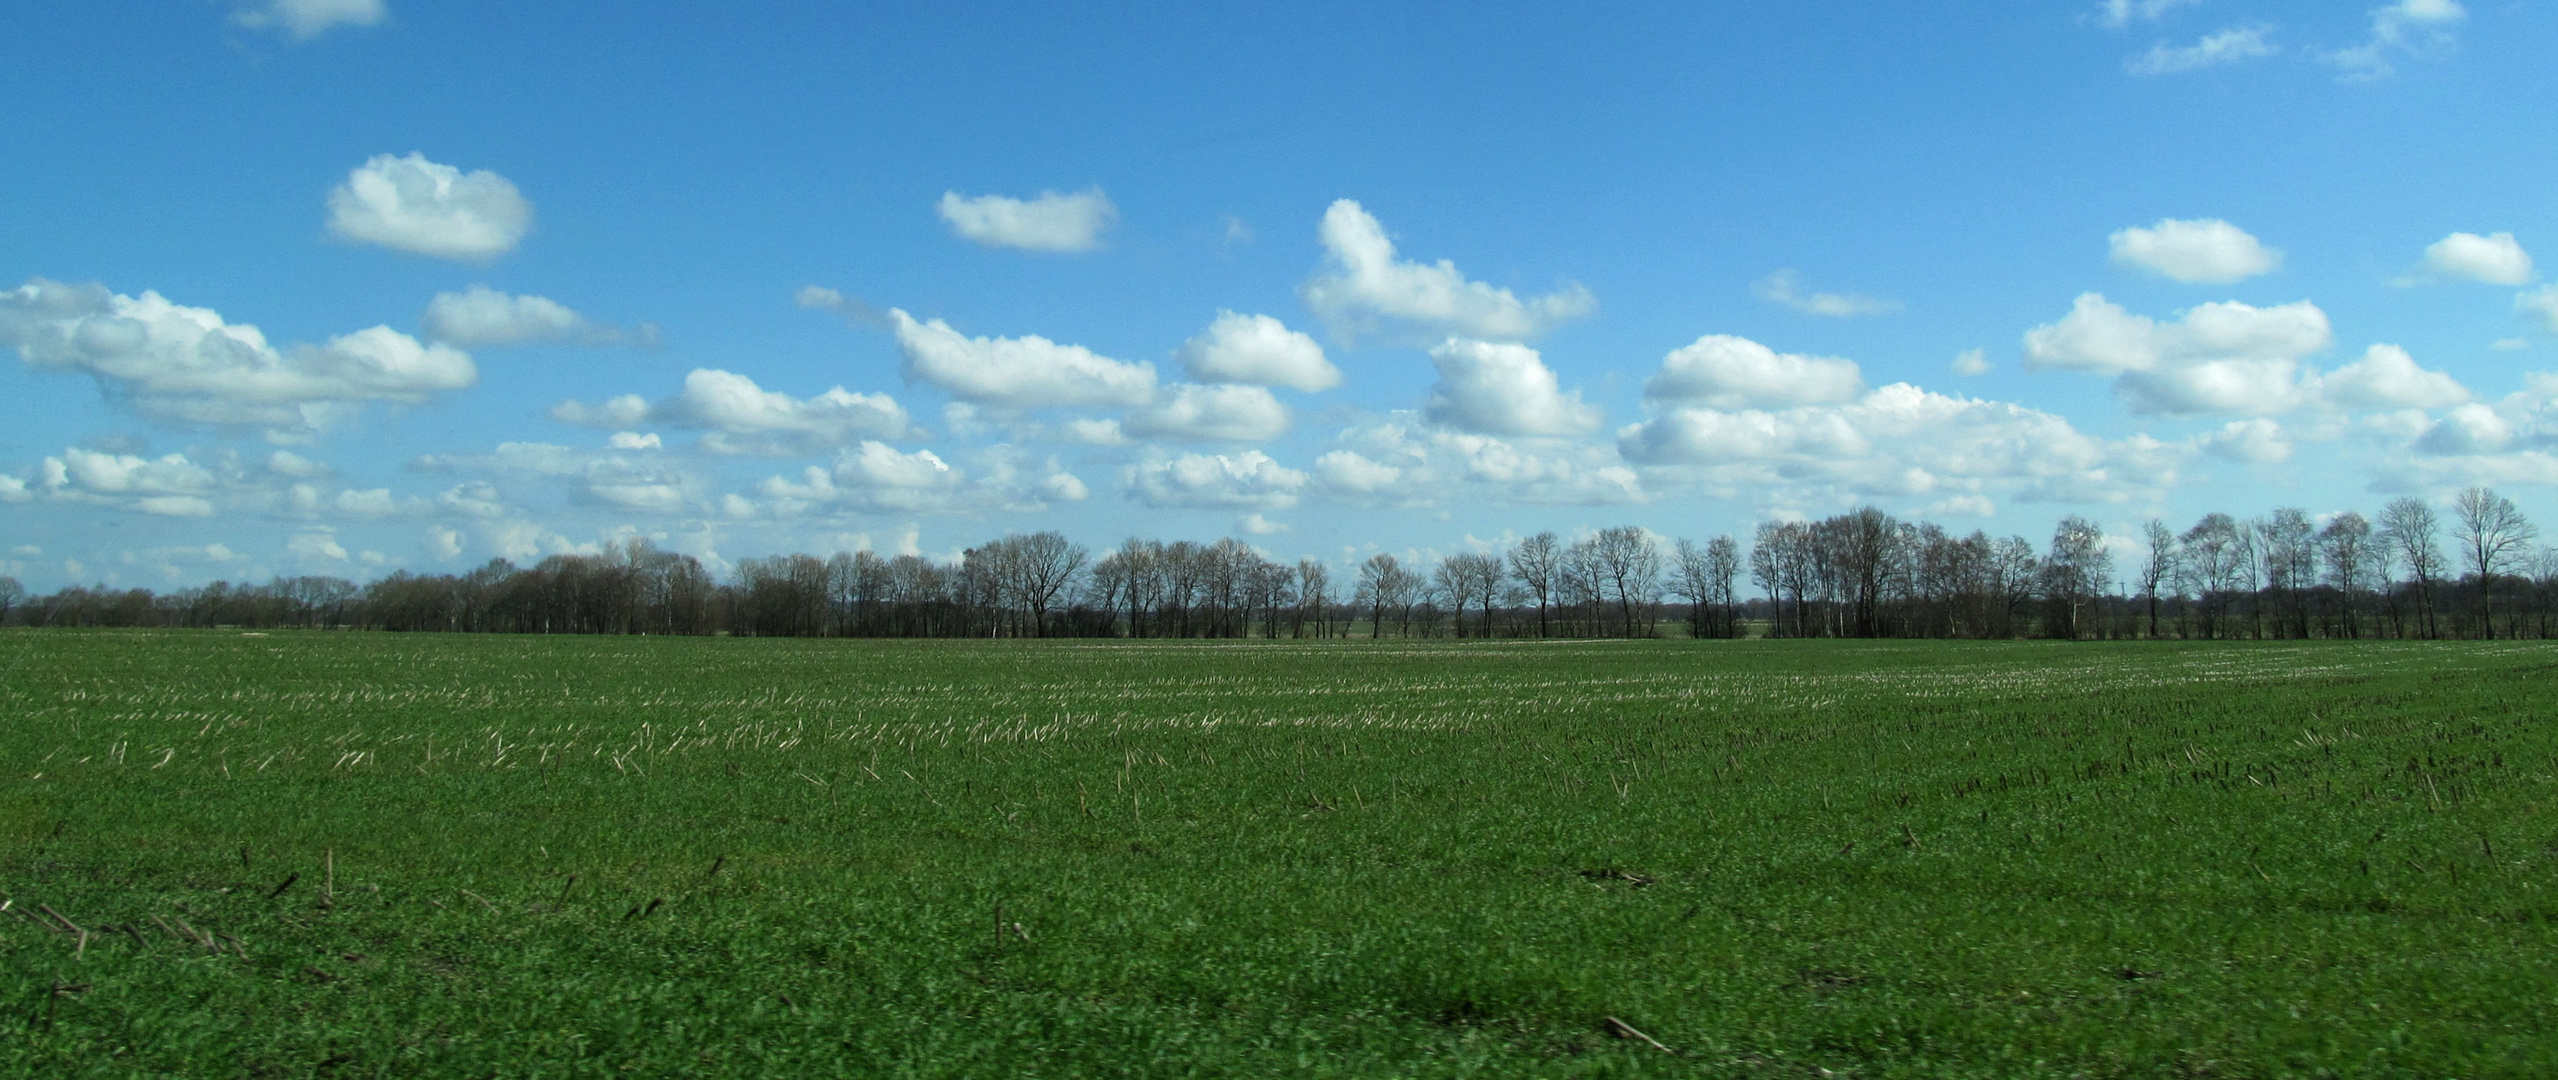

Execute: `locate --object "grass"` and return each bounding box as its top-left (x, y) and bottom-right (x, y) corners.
top-left (2, 631), bottom-right (2555, 1077)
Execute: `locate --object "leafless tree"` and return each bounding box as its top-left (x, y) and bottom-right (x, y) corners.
top-left (2317, 511), bottom-right (2375, 638)
top-left (2377, 497), bottom-right (2445, 639)
top-left (1589, 526), bottom-right (1662, 637)
top-left (1507, 532), bottom-right (1560, 637)
top-left (2454, 486), bottom-right (2537, 638)
top-left (2042, 516), bottom-right (2111, 640)
top-left (2137, 519), bottom-right (2178, 639)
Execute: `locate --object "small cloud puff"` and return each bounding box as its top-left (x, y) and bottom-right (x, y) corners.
top-left (328, 153), bottom-right (532, 261)
top-left (2109, 218), bottom-right (2282, 283)
top-left (1300, 200), bottom-right (1593, 343)
top-left (937, 189), bottom-right (1117, 253)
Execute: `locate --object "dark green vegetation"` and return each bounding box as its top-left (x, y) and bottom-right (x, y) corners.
top-left (3, 632), bottom-right (2554, 1077)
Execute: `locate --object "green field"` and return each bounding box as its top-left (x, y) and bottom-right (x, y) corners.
top-left (3, 632), bottom-right (2554, 1077)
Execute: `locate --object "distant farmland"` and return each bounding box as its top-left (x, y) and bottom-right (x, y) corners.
top-left (4, 632), bottom-right (2554, 1076)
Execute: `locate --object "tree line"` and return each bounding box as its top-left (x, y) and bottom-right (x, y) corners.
top-left (4, 487), bottom-right (2551, 641)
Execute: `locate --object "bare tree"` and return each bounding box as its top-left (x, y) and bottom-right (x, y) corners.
top-left (0, 576), bottom-right (20, 626)
top-left (2043, 516), bottom-right (2111, 640)
top-left (1357, 553), bottom-right (1407, 638)
top-left (2377, 497), bottom-right (2445, 639)
top-left (1590, 526), bottom-right (1662, 637)
top-left (1671, 538), bottom-right (1716, 639)
top-left (1507, 532), bottom-right (1560, 638)
top-left (2137, 519), bottom-right (2178, 639)
top-left (1705, 535), bottom-right (1742, 638)
top-left (2317, 511), bottom-right (2375, 638)
top-left (2178, 514), bottom-right (2245, 639)
top-left (2454, 486), bottom-right (2537, 638)
top-left (2260, 508), bottom-right (2315, 639)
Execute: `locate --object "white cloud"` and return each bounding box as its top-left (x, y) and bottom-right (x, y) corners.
top-left (2109, 218), bottom-right (2281, 283)
top-left (1619, 383), bottom-right (2174, 506)
top-left (1124, 384), bottom-right (1290, 442)
top-left (1750, 269), bottom-right (1901, 317)
top-left (2097, 0), bottom-right (2204, 29)
top-left (1425, 338), bottom-right (1600, 437)
top-left (233, 0), bottom-right (384, 40)
top-left (609, 431), bottom-right (661, 450)
top-left (936, 189), bottom-right (1116, 253)
top-left (1643, 334), bottom-right (1865, 409)
top-left (288, 529), bottom-right (351, 562)
top-left (887, 309), bottom-right (1155, 410)
top-left (1239, 513), bottom-right (1288, 535)
top-left (426, 526), bottom-right (464, 560)
top-left (1175, 311), bottom-right (1339, 391)
top-left (1127, 450), bottom-right (1309, 509)
top-left (266, 450), bottom-right (331, 478)
top-left (2519, 287), bottom-right (2558, 334)
top-left (1040, 472), bottom-right (1090, 502)
top-left (758, 442), bottom-right (968, 514)
top-left (327, 153), bottom-right (532, 261)
top-left (2327, 0), bottom-right (2466, 79)
top-left (2200, 418), bottom-right (2293, 463)
top-left (2415, 402), bottom-right (2512, 455)
top-left (2023, 292), bottom-right (2331, 414)
top-left (0, 476), bottom-right (28, 503)
top-left (552, 369), bottom-right (909, 455)
top-left (2, 279), bottom-right (476, 432)
top-left (438, 482), bottom-right (506, 518)
top-left (40, 448), bottom-right (220, 516)
top-left (1314, 416), bottom-right (1643, 506)
top-left (2413, 232), bottom-right (2533, 286)
top-left (1300, 200), bottom-right (1594, 342)
top-left (1062, 417), bottom-right (1129, 446)
top-left (423, 286), bottom-right (650, 347)
top-left (2318, 344), bottom-right (2470, 410)
top-left (2128, 25), bottom-right (2278, 75)
top-left (2492, 338), bottom-right (2531, 352)
top-left (1951, 348), bottom-right (1992, 376)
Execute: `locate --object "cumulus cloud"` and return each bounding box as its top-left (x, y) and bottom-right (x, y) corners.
top-left (1619, 383), bottom-right (2174, 506)
top-left (422, 285), bottom-right (653, 347)
top-left (327, 153), bottom-right (532, 260)
top-left (2409, 232), bottom-right (2533, 286)
top-left (1175, 311), bottom-right (1339, 391)
top-left (758, 442), bottom-right (969, 514)
top-left (888, 309), bottom-right (1155, 410)
top-left (1317, 417), bottom-right (1642, 506)
top-left (2318, 344), bottom-right (2470, 410)
top-left (1, 278), bottom-right (475, 432)
top-left (937, 189), bottom-right (1116, 252)
top-left (1644, 334), bottom-right (1865, 409)
top-left (1951, 348), bottom-right (1992, 376)
top-left (2096, 0), bottom-right (2204, 28)
top-left (2327, 0), bottom-right (2466, 79)
top-left (2128, 25), bottom-right (2278, 75)
top-left (233, 0), bottom-right (384, 40)
top-left (551, 369), bottom-right (909, 456)
top-left (2415, 402), bottom-right (2513, 455)
top-left (1750, 270), bottom-right (1901, 317)
top-left (2520, 286), bottom-right (2558, 334)
top-left (2200, 418), bottom-right (2293, 463)
top-left (1300, 200), bottom-right (1594, 342)
top-left (1124, 383), bottom-right (1290, 442)
top-left (1127, 451), bottom-right (1309, 509)
top-left (2109, 218), bottom-right (2281, 283)
top-left (1425, 339), bottom-right (1600, 437)
top-left (39, 448), bottom-right (219, 516)
top-left (2023, 292), bottom-right (2331, 414)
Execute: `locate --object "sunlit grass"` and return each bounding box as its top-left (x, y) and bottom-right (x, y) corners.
top-left (3, 631), bottom-right (2554, 1076)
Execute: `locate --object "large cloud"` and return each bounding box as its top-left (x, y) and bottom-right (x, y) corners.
top-left (552, 368), bottom-right (909, 455)
top-left (887, 309), bottom-right (1155, 410)
top-left (1300, 200), bottom-right (1594, 342)
top-left (1175, 311), bottom-right (1339, 391)
top-left (2318, 344), bottom-right (2470, 410)
top-left (1127, 451), bottom-right (1309, 509)
top-left (1619, 381), bottom-right (2176, 507)
top-left (2022, 292), bottom-right (2331, 414)
top-left (1124, 383), bottom-right (1290, 442)
top-left (39, 447), bottom-right (220, 517)
top-left (1315, 415), bottom-right (1642, 506)
top-left (233, 0), bottom-right (384, 40)
top-left (1425, 338), bottom-right (1600, 437)
top-left (936, 189), bottom-right (1116, 253)
top-left (327, 153), bottom-right (532, 260)
top-left (1643, 334), bottom-right (1864, 409)
top-left (0, 278), bottom-right (475, 432)
top-left (2415, 232), bottom-right (2533, 286)
top-left (2108, 218), bottom-right (2281, 282)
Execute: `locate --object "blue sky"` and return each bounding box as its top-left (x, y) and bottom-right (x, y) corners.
top-left (4, 0), bottom-right (2555, 589)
